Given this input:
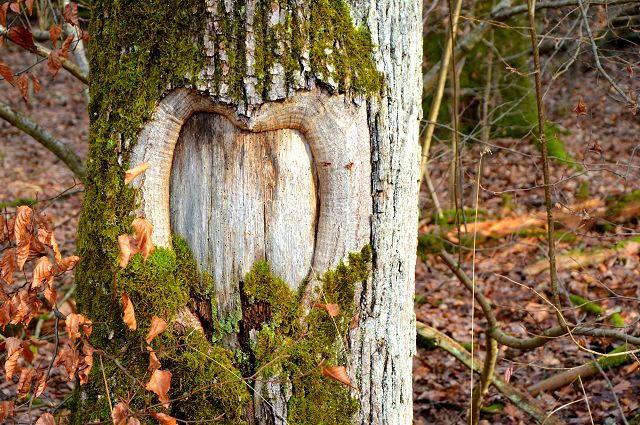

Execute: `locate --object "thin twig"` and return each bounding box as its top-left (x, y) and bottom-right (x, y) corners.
top-left (577, 0), bottom-right (635, 108)
top-left (0, 100), bottom-right (86, 181)
top-left (416, 322), bottom-right (565, 425)
top-left (526, 0), bottom-right (565, 328)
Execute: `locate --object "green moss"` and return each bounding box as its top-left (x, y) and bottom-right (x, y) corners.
top-left (165, 331), bottom-right (250, 424)
top-left (417, 233), bottom-right (444, 260)
top-left (76, 0), bottom-right (206, 341)
top-left (610, 312), bottom-right (625, 328)
top-left (245, 246), bottom-right (371, 424)
top-left (212, 0), bottom-right (382, 100)
top-left (117, 248), bottom-right (188, 333)
top-left (569, 293), bottom-right (603, 315)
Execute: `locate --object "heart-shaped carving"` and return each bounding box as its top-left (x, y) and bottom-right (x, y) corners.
top-left (132, 88), bottom-right (372, 319)
top-left (171, 112), bottom-right (317, 315)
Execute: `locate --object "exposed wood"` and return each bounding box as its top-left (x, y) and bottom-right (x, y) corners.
top-left (170, 113), bottom-right (317, 318)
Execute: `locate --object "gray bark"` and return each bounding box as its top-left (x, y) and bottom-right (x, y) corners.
top-left (130, 0), bottom-right (422, 423)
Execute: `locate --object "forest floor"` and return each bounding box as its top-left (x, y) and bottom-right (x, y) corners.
top-left (1, 40), bottom-right (639, 424)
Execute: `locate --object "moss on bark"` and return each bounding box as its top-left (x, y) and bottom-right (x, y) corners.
top-left (76, 0), bottom-right (377, 422)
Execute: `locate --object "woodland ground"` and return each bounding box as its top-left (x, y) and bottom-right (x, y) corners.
top-left (1, 40), bottom-right (639, 424)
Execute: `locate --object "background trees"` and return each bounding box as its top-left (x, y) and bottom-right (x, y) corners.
top-left (1, 0), bottom-right (640, 424)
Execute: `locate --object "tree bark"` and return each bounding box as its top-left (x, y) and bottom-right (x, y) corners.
top-left (76, 0), bottom-right (421, 423)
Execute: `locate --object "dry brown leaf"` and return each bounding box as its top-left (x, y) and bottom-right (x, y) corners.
top-left (131, 218), bottom-right (155, 261)
top-left (17, 367), bottom-right (36, 399)
top-left (63, 2), bottom-right (78, 26)
top-left (49, 24), bottom-right (62, 49)
top-left (124, 162), bottom-right (150, 184)
top-left (16, 239), bottom-right (31, 271)
top-left (44, 285), bottom-right (57, 307)
top-left (150, 412), bottom-right (177, 425)
top-left (5, 337), bottom-right (22, 380)
top-left (148, 350), bottom-right (161, 373)
top-left (30, 73), bottom-right (41, 94)
top-left (314, 303), bottom-right (340, 317)
top-left (112, 402), bottom-right (130, 425)
top-left (1, 248), bottom-right (17, 284)
top-left (574, 99), bottom-right (587, 116)
top-left (14, 206), bottom-right (32, 245)
top-left (321, 365), bottom-right (352, 388)
top-left (65, 313), bottom-right (91, 344)
top-left (60, 34), bottom-right (74, 57)
top-left (16, 74), bottom-right (29, 102)
top-left (77, 340), bottom-right (95, 385)
top-left (47, 49), bottom-right (62, 79)
top-left (56, 255), bottom-right (80, 273)
top-left (146, 316), bottom-right (168, 344)
top-left (127, 418), bottom-right (141, 425)
top-left (25, 0), bottom-right (35, 15)
top-left (55, 343), bottom-right (79, 380)
top-left (122, 293), bottom-right (137, 330)
top-left (35, 412), bottom-right (56, 425)
top-left (0, 61), bottom-right (14, 86)
top-left (34, 371), bottom-right (47, 398)
top-left (0, 400), bottom-right (15, 422)
top-left (8, 26), bottom-right (37, 52)
top-left (145, 369), bottom-right (172, 405)
top-left (118, 234), bottom-right (138, 269)
top-left (32, 256), bottom-right (53, 290)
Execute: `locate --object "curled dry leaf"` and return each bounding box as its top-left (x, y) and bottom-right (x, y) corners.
top-left (7, 26), bottom-right (37, 52)
top-left (146, 316), bottom-right (168, 344)
top-left (55, 342), bottom-right (79, 380)
top-left (16, 73), bottom-right (30, 102)
top-left (122, 293), bottom-right (137, 330)
top-left (63, 2), bottom-right (79, 26)
top-left (150, 412), bottom-right (177, 425)
top-left (34, 371), bottom-right (47, 398)
top-left (127, 418), bottom-right (141, 425)
top-left (5, 337), bottom-right (22, 380)
top-left (31, 73), bottom-right (41, 94)
top-left (35, 412), bottom-right (56, 425)
top-left (1, 248), bottom-right (17, 284)
top-left (574, 99), bottom-right (587, 116)
top-left (60, 34), bottom-right (74, 57)
top-left (112, 401), bottom-right (130, 425)
top-left (321, 365), bottom-right (352, 388)
top-left (118, 234), bottom-right (138, 269)
top-left (0, 61), bottom-right (14, 86)
top-left (148, 349), bottom-right (161, 373)
top-left (16, 238), bottom-right (31, 270)
top-left (0, 400), bottom-right (15, 422)
top-left (49, 24), bottom-right (62, 49)
top-left (25, 0), bottom-right (35, 15)
top-left (145, 369), bottom-right (172, 405)
top-left (17, 367), bottom-right (36, 399)
top-left (56, 255), bottom-right (80, 273)
top-left (65, 313), bottom-right (92, 344)
top-left (47, 50), bottom-right (62, 79)
top-left (32, 256), bottom-right (53, 290)
top-left (131, 218), bottom-right (155, 260)
top-left (14, 206), bottom-right (33, 246)
top-left (124, 162), bottom-right (150, 184)
top-left (314, 303), bottom-right (340, 317)
top-left (77, 340), bottom-right (95, 385)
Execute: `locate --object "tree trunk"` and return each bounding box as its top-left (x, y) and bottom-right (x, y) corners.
top-left (75, 0), bottom-right (421, 424)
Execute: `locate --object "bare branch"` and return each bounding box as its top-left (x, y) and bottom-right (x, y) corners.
top-left (493, 0), bottom-right (637, 21)
top-left (577, 0), bottom-right (635, 108)
top-left (416, 322), bottom-right (566, 425)
top-left (0, 100), bottom-right (86, 181)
